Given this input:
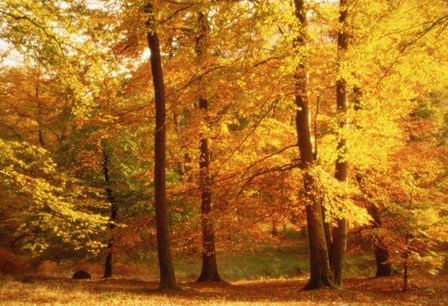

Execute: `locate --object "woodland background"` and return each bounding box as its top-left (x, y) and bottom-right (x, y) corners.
top-left (0, 0), bottom-right (448, 302)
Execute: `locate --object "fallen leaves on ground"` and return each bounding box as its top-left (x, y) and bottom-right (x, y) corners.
top-left (1, 273), bottom-right (447, 305)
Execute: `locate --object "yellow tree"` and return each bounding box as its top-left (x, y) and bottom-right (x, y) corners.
top-left (292, 0), bottom-right (335, 289)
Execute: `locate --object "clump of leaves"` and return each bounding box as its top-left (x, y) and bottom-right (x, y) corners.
top-left (0, 139), bottom-right (108, 259)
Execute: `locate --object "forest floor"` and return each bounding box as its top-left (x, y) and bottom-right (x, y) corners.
top-left (1, 272), bottom-right (448, 305)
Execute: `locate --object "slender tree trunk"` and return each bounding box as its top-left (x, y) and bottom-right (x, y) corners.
top-left (323, 209), bottom-right (333, 261)
top-left (197, 99), bottom-right (221, 282)
top-left (195, 10), bottom-right (222, 283)
top-left (173, 114), bottom-right (192, 177)
top-left (330, 0), bottom-right (349, 287)
top-left (102, 148), bottom-right (118, 279)
top-left (35, 76), bottom-right (45, 147)
top-left (403, 190), bottom-right (414, 291)
top-left (293, 0), bottom-right (335, 290)
top-left (145, 1), bottom-right (177, 290)
top-left (403, 232), bottom-right (410, 291)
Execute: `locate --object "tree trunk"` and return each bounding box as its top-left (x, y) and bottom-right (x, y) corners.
top-left (197, 103), bottom-right (221, 281)
top-left (35, 76), bottom-right (45, 148)
top-left (293, 0), bottom-right (335, 290)
top-left (196, 97), bottom-right (221, 282)
top-left (358, 174), bottom-right (394, 278)
top-left (145, 1), bottom-right (177, 290)
top-left (174, 114), bottom-right (192, 178)
top-left (375, 243), bottom-right (393, 277)
top-left (102, 147), bottom-right (118, 279)
top-left (330, 0), bottom-right (349, 287)
top-left (403, 232), bottom-right (410, 291)
top-left (368, 204), bottom-right (393, 277)
top-left (195, 10), bottom-right (222, 283)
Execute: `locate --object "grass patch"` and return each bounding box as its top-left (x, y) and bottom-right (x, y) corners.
top-left (171, 239), bottom-right (377, 281)
top-left (109, 237), bottom-right (381, 282)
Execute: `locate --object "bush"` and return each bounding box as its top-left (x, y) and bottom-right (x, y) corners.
top-left (0, 248), bottom-right (29, 275)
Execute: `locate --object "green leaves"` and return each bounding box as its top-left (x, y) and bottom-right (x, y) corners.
top-left (0, 139), bottom-right (108, 256)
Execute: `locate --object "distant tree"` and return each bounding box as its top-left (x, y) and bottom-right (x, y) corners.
top-left (101, 141), bottom-right (119, 279)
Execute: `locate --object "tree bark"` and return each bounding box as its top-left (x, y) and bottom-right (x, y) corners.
top-left (34, 75), bottom-right (45, 148)
top-left (195, 10), bottom-right (222, 283)
top-left (403, 232), bottom-right (410, 291)
top-left (368, 204), bottom-right (393, 277)
top-left (330, 0), bottom-right (349, 287)
top-left (357, 173), bottom-right (394, 278)
top-left (102, 147), bottom-right (118, 279)
top-left (375, 243), bottom-right (393, 277)
top-left (293, 0), bottom-right (335, 290)
top-left (145, 1), bottom-right (177, 290)
top-left (197, 98), bottom-right (221, 282)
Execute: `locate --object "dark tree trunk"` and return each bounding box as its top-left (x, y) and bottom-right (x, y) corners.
top-left (102, 148), bottom-right (118, 279)
top-left (359, 175), bottom-right (394, 278)
top-left (35, 78), bottom-right (45, 148)
top-left (330, 0), bottom-right (349, 287)
top-left (375, 243), bottom-right (393, 277)
top-left (145, 2), bottom-right (177, 290)
top-left (369, 205), bottom-right (393, 277)
top-left (293, 0), bottom-right (335, 290)
top-left (195, 11), bottom-right (222, 283)
top-left (323, 209), bottom-right (333, 261)
top-left (330, 219), bottom-right (347, 285)
top-left (196, 98), bottom-right (221, 282)
top-left (197, 102), bottom-right (221, 282)
top-left (403, 232), bottom-right (410, 291)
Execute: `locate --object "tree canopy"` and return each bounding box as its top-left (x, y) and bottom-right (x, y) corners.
top-left (0, 0), bottom-right (447, 292)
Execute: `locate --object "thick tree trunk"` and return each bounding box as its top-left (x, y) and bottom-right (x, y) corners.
top-left (293, 0), bottom-right (335, 290)
top-left (368, 205), bottom-right (393, 277)
top-left (330, 0), bottom-right (349, 287)
top-left (145, 1), bottom-right (177, 290)
top-left (375, 243), bottom-right (393, 277)
top-left (102, 149), bottom-right (118, 279)
top-left (195, 11), bottom-right (222, 283)
top-left (302, 176), bottom-right (335, 290)
top-left (330, 219), bottom-right (347, 285)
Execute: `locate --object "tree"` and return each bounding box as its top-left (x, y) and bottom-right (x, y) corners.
top-left (195, 7), bottom-right (222, 283)
top-left (356, 172), bottom-right (394, 277)
top-left (293, 0), bottom-right (335, 290)
top-left (144, 1), bottom-right (177, 290)
top-left (101, 141), bottom-right (119, 278)
top-left (0, 139), bottom-right (108, 258)
top-left (330, 0), bottom-right (349, 286)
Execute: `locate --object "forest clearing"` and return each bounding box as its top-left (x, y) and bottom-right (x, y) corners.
top-left (1, 239), bottom-right (448, 305)
top-left (4, 237), bottom-right (448, 305)
top-left (1, 0), bottom-right (448, 304)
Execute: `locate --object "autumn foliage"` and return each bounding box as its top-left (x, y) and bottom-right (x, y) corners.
top-left (0, 0), bottom-right (448, 297)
